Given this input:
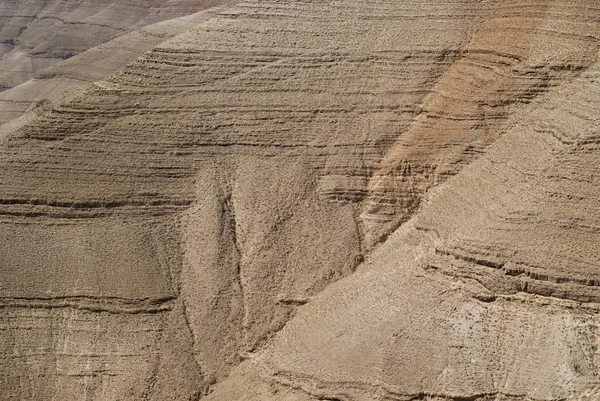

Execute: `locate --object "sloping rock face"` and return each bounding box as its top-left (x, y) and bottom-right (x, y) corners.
top-left (0, 5), bottom-right (231, 127)
top-left (246, 63), bottom-right (600, 401)
top-left (1, 0), bottom-right (599, 400)
top-left (0, 0), bottom-right (230, 92)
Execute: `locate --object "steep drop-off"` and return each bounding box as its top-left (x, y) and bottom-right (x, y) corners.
top-left (0, 0), bottom-right (599, 400)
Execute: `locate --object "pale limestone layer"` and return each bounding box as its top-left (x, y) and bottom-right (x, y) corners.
top-left (0, 5), bottom-right (232, 127)
top-left (0, 0), bottom-right (231, 92)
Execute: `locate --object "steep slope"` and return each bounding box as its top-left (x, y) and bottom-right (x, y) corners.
top-left (0, 0), bottom-right (599, 400)
top-left (0, 5), bottom-right (232, 127)
top-left (228, 60), bottom-right (600, 401)
top-left (0, 3), bottom-right (501, 398)
top-left (0, 0), bottom-right (231, 92)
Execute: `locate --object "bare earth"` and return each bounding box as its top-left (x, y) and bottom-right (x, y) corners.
top-left (1, 1), bottom-right (600, 400)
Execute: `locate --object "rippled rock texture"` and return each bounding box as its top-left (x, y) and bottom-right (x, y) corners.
top-left (1, 0), bottom-right (599, 400)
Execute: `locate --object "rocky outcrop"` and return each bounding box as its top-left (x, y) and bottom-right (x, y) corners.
top-left (236, 59), bottom-right (600, 401)
top-left (0, 0), bottom-right (599, 400)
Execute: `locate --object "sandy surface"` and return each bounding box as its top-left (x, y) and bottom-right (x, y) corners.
top-left (0, 0), bottom-right (599, 400)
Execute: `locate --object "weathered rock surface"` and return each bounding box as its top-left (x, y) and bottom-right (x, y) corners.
top-left (0, 0), bottom-right (231, 92)
top-left (0, 0), bottom-right (599, 400)
top-left (241, 61), bottom-right (600, 401)
top-left (0, 4), bottom-right (231, 127)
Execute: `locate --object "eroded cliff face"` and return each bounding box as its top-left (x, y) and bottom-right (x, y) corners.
top-left (242, 62), bottom-right (600, 401)
top-left (0, 0), bottom-right (599, 400)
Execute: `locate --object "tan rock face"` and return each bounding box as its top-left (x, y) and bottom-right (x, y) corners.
top-left (254, 64), bottom-right (600, 400)
top-left (1, 0), bottom-right (599, 400)
top-left (0, 0), bottom-right (231, 92)
top-left (361, 0), bottom-right (600, 248)
top-left (0, 4), bottom-right (232, 127)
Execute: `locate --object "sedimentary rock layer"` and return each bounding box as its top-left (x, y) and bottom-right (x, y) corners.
top-left (0, 0), bottom-right (599, 400)
top-left (239, 59), bottom-right (600, 401)
top-left (0, 5), bottom-right (231, 127)
top-left (0, 0), bottom-right (231, 92)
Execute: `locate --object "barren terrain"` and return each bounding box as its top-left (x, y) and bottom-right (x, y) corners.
top-left (1, 1), bottom-right (599, 400)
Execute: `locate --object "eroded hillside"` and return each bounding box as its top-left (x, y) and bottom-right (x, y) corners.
top-left (0, 1), bottom-right (599, 400)
top-left (0, 4), bottom-right (232, 127)
top-left (0, 0), bottom-right (231, 92)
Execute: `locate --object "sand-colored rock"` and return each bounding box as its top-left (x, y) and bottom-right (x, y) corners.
top-left (0, 0), bottom-right (232, 92)
top-left (1, 0), bottom-right (599, 400)
top-left (0, 4), bottom-right (232, 127)
top-left (238, 61), bottom-right (600, 401)
top-left (361, 0), bottom-right (600, 247)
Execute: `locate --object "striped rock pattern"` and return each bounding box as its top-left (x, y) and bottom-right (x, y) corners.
top-left (0, 0), bottom-right (231, 92)
top-left (0, 0), bottom-right (599, 400)
top-left (0, 5), bottom-right (231, 127)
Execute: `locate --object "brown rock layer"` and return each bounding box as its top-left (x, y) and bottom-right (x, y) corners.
top-left (361, 0), bottom-right (600, 248)
top-left (0, 0), bottom-right (599, 400)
